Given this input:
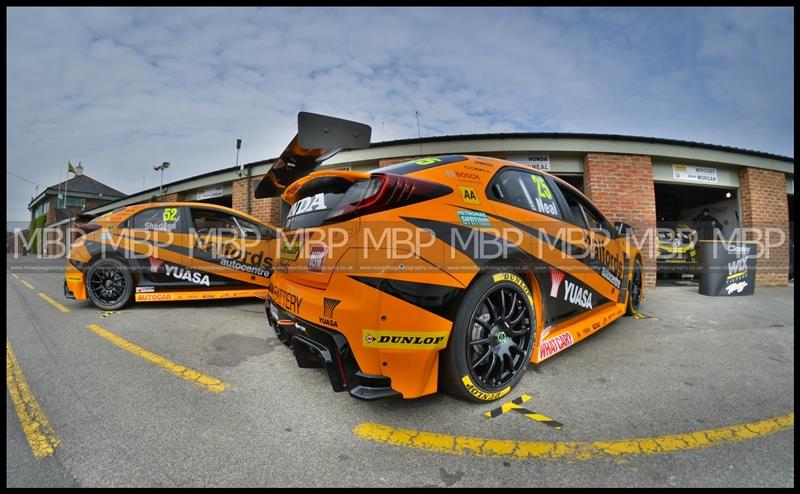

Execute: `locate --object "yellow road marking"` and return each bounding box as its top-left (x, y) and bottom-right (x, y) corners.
top-left (86, 324), bottom-right (228, 393)
top-left (19, 279), bottom-right (35, 290)
top-left (354, 412), bottom-right (794, 461)
top-left (6, 339), bottom-right (62, 458)
top-left (11, 273), bottom-right (19, 279)
top-left (38, 293), bottom-right (70, 313)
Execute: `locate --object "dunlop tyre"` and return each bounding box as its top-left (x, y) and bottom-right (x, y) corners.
top-left (440, 272), bottom-right (536, 402)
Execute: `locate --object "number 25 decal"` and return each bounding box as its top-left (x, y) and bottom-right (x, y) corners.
top-left (163, 208), bottom-right (178, 222)
top-left (531, 175), bottom-right (553, 200)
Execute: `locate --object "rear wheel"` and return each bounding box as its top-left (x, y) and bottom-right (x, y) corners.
top-left (440, 272), bottom-right (536, 402)
top-left (86, 258), bottom-right (133, 310)
top-left (626, 258), bottom-right (643, 315)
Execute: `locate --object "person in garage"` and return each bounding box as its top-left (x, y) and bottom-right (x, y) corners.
top-left (693, 208), bottom-right (724, 240)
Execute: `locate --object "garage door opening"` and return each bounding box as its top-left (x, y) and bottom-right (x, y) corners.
top-left (654, 183), bottom-right (740, 286)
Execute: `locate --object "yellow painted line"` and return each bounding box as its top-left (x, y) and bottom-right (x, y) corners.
top-left (6, 339), bottom-right (62, 458)
top-left (19, 279), bottom-right (36, 290)
top-left (11, 273), bottom-right (19, 279)
top-left (38, 293), bottom-right (70, 313)
top-left (354, 412), bottom-right (794, 461)
top-left (86, 324), bottom-right (228, 393)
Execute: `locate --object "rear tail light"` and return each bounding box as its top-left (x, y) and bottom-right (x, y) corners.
top-left (325, 173), bottom-right (452, 223)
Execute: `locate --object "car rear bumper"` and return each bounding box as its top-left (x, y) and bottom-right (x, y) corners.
top-left (64, 264), bottom-right (86, 300)
top-left (266, 300), bottom-right (400, 400)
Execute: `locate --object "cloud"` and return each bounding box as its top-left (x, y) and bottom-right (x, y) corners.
top-left (6, 7), bottom-right (794, 221)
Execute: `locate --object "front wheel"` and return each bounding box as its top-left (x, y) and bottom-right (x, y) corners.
top-left (625, 258), bottom-right (643, 315)
top-left (86, 258), bottom-right (133, 310)
top-left (440, 272), bottom-right (536, 402)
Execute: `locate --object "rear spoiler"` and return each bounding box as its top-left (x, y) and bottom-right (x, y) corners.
top-left (254, 112), bottom-right (371, 198)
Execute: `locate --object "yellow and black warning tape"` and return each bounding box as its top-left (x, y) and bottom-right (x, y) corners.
top-left (633, 311), bottom-right (659, 321)
top-left (484, 394), bottom-right (564, 429)
top-left (98, 311), bottom-right (120, 319)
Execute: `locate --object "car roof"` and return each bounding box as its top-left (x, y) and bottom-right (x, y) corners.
top-left (110, 202), bottom-right (272, 227)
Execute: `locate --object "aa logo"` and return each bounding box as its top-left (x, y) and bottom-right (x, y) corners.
top-left (459, 186), bottom-right (480, 204)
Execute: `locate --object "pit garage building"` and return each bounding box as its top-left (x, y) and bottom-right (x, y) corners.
top-left (85, 133), bottom-right (794, 288)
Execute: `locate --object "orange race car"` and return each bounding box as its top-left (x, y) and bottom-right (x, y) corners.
top-left (64, 202), bottom-right (277, 310)
top-left (258, 113), bottom-right (644, 402)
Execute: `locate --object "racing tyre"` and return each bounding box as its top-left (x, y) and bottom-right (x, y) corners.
top-left (625, 257), bottom-right (643, 315)
top-left (86, 258), bottom-right (133, 310)
top-left (440, 272), bottom-right (536, 402)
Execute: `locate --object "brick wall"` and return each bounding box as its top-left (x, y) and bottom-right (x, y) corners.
top-left (232, 175), bottom-right (280, 226)
top-left (583, 153), bottom-right (658, 288)
top-left (158, 193), bottom-right (183, 202)
top-left (738, 167), bottom-right (790, 286)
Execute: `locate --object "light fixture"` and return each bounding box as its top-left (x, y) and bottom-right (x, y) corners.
top-left (725, 192), bottom-right (732, 198)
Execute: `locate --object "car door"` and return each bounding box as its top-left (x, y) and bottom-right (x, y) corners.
top-left (486, 168), bottom-right (591, 324)
top-left (187, 207), bottom-right (274, 289)
top-left (125, 205), bottom-right (199, 290)
top-left (549, 181), bottom-right (627, 308)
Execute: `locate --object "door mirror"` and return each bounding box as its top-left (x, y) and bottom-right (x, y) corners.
top-left (614, 221), bottom-right (634, 238)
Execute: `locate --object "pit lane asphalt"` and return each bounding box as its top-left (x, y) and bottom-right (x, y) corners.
top-left (6, 255), bottom-right (794, 487)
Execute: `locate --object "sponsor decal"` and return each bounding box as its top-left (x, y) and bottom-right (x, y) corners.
top-left (459, 186), bottom-right (481, 204)
top-left (135, 286), bottom-right (155, 293)
top-left (454, 170), bottom-right (481, 181)
top-left (287, 192), bottom-right (327, 217)
top-left (460, 375), bottom-right (511, 401)
top-left (464, 164), bottom-right (491, 173)
top-left (362, 330), bottom-right (449, 350)
top-left (727, 258), bottom-right (748, 280)
top-left (65, 274), bottom-right (83, 282)
top-left (193, 236), bottom-right (274, 277)
top-left (592, 321), bottom-right (601, 330)
top-left (540, 325), bottom-right (554, 340)
top-left (492, 273), bottom-right (533, 306)
top-left (587, 237), bottom-right (624, 283)
top-left (136, 293), bottom-right (174, 301)
top-left (308, 245), bottom-right (328, 274)
top-left (101, 232), bottom-right (113, 240)
top-left (270, 285), bottom-right (303, 314)
top-left (725, 280), bottom-right (748, 294)
top-left (563, 280), bottom-right (593, 309)
top-left (319, 298), bottom-right (340, 327)
top-left (457, 210), bottom-right (491, 227)
top-left (135, 289), bottom-right (265, 302)
top-left (275, 260), bottom-right (290, 274)
top-left (538, 332), bottom-right (574, 360)
top-left (220, 257), bottom-right (273, 278)
top-left (549, 267), bottom-right (565, 298)
top-left (164, 264), bottom-right (210, 286)
top-left (148, 257), bottom-right (165, 273)
top-left (280, 237), bottom-right (303, 261)
top-left (726, 245), bottom-right (751, 256)
top-left (601, 266), bottom-right (622, 289)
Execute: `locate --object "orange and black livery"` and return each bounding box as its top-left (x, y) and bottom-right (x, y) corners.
top-left (257, 113), bottom-right (644, 402)
top-left (64, 202), bottom-right (277, 310)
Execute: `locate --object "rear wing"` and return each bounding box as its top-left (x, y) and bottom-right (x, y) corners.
top-left (254, 112), bottom-right (371, 198)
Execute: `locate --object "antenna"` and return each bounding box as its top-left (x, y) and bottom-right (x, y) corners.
top-left (415, 111), bottom-right (423, 154)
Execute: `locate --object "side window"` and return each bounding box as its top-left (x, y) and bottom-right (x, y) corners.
top-left (131, 207), bottom-right (181, 232)
top-left (555, 183), bottom-right (613, 235)
top-left (580, 204), bottom-right (614, 237)
top-left (235, 216), bottom-right (275, 240)
top-left (489, 169), bottom-right (562, 219)
top-left (190, 208), bottom-right (242, 237)
top-left (557, 185), bottom-right (589, 229)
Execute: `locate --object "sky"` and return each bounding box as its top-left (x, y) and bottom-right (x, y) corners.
top-left (6, 7), bottom-right (794, 222)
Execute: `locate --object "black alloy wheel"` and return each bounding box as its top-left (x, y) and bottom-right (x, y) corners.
top-left (86, 258), bottom-right (133, 310)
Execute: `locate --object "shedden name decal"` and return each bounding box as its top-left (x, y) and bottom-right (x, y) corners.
top-left (362, 330), bottom-right (449, 350)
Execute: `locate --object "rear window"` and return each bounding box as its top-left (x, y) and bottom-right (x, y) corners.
top-left (283, 177), bottom-right (356, 230)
